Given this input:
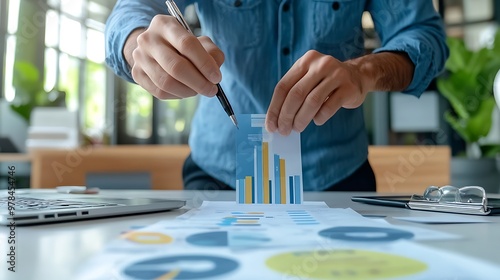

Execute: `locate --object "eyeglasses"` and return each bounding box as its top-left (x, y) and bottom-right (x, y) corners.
top-left (409, 185), bottom-right (489, 215)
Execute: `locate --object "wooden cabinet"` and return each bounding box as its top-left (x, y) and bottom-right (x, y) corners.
top-left (30, 145), bottom-right (190, 190)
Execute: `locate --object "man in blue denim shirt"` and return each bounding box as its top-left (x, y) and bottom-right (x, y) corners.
top-left (106, 0), bottom-right (448, 191)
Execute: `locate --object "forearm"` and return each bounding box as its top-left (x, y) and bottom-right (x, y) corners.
top-left (347, 52), bottom-right (415, 94)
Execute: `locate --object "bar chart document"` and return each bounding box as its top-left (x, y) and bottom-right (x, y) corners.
top-left (236, 114), bottom-right (303, 204)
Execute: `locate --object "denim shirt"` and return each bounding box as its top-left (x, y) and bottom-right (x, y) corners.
top-left (106, 0), bottom-right (448, 190)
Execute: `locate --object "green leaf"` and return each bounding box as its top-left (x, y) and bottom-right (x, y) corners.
top-left (492, 29), bottom-right (500, 54)
top-left (13, 61), bottom-right (43, 95)
top-left (467, 48), bottom-right (492, 76)
top-left (437, 70), bottom-right (479, 118)
top-left (443, 97), bottom-right (495, 144)
top-left (9, 103), bottom-right (32, 122)
top-left (444, 111), bottom-right (471, 143)
top-left (464, 97), bottom-right (496, 143)
top-left (444, 37), bottom-right (473, 73)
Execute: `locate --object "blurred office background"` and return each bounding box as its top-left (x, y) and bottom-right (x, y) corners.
top-left (1, 0), bottom-right (499, 189)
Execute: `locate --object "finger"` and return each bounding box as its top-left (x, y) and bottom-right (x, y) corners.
top-left (163, 17), bottom-right (222, 84)
top-left (313, 88), bottom-right (346, 126)
top-left (277, 72), bottom-right (322, 136)
top-left (132, 50), bottom-right (197, 99)
top-left (146, 39), bottom-right (218, 97)
top-left (131, 66), bottom-right (177, 100)
top-left (266, 60), bottom-right (308, 133)
top-left (293, 76), bottom-right (339, 132)
top-left (199, 36), bottom-right (225, 67)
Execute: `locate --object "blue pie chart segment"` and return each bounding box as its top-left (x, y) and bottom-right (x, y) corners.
top-left (186, 231), bottom-right (229, 247)
top-left (121, 255), bottom-right (239, 279)
top-left (319, 226), bottom-right (414, 242)
top-left (186, 231), bottom-right (271, 247)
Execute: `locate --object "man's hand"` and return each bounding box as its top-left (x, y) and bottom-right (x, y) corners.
top-left (265, 50), bottom-right (414, 135)
top-left (123, 15), bottom-right (225, 100)
top-left (265, 50), bottom-right (368, 136)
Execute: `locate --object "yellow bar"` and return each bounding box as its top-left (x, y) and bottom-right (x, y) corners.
top-left (262, 142), bottom-right (269, 204)
top-left (280, 159), bottom-right (286, 204)
top-left (245, 176), bottom-right (253, 204)
top-left (236, 220), bottom-right (258, 224)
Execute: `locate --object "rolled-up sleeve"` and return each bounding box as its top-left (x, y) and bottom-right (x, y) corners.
top-left (105, 0), bottom-right (190, 82)
top-left (367, 0), bottom-right (449, 97)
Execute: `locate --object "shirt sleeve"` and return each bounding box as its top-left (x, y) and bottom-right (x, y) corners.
top-left (105, 0), bottom-right (190, 83)
top-left (367, 0), bottom-right (449, 97)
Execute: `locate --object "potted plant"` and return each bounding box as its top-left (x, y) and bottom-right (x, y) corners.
top-left (4, 61), bottom-right (67, 152)
top-left (436, 31), bottom-right (500, 192)
top-left (9, 61), bottom-right (66, 123)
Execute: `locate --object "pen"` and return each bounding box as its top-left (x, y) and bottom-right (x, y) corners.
top-left (165, 0), bottom-right (238, 128)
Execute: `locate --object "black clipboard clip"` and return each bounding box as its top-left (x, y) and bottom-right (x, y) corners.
top-left (408, 185), bottom-right (490, 215)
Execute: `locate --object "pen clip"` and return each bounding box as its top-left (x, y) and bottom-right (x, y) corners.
top-left (165, 0), bottom-right (193, 34)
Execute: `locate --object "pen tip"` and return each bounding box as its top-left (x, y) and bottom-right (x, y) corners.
top-left (230, 115), bottom-right (239, 129)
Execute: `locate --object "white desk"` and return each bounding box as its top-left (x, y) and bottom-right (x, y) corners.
top-left (1, 190), bottom-right (500, 280)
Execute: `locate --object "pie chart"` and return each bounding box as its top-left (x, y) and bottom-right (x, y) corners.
top-left (266, 249), bottom-right (427, 279)
top-left (186, 231), bottom-right (271, 247)
top-left (120, 255), bottom-right (239, 279)
top-left (318, 226), bottom-right (414, 242)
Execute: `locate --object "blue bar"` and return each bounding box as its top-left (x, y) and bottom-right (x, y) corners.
top-left (294, 175), bottom-right (301, 204)
top-left (251, 176), bottom-right (255, 203)
top-left (289, 176), bottom-right (294, 204)
top-left (238, 179), bottom-right (245, 203)
top-left (269, 180), bottom-right (272, 204)
top-left (274, 154), bottom-right (281, 204)
top-left (256, 145), bottom-right (263, 203)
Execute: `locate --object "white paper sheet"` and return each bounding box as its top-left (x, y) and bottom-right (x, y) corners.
top-left (74, 202), bottom-right (495, 280)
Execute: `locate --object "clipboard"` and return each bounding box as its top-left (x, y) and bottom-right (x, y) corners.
top-left (352, 185), bottom-right (500, 216)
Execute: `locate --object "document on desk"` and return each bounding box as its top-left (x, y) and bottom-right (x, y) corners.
top-left (171, 201), bottom-right (458, 241)
top-left (236, 114), bottom-right (303, 204)
top-left (75, 202), bottom-right (500, 280)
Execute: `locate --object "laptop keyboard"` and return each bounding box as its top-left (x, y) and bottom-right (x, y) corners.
top-left (0, 197), bottom-right (119, 211)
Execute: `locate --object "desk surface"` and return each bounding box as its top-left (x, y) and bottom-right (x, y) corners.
top-left (0, 153), bottom-right (31, 162)
top-left (1, 190), bottom-right (500, 280)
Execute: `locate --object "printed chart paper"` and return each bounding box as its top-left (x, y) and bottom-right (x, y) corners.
top-left (75, 202), bottom-right (500, 280)
top-left (236, 114), bottom-right (303, 204)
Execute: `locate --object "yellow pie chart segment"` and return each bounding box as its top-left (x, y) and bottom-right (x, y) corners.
top-left (122, 231), bottom-right (173, 244)
top-left (266, 249), bottom-right (427, 279)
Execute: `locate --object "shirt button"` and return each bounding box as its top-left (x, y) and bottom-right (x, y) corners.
top-left (332, 1), bottom-right (340, 10)
top-left (283, 3), bottom-right (290, 12)
top-left (234, 0), bottom-right (242, 7)
top-left (282, 47), bottom-right (290, 56)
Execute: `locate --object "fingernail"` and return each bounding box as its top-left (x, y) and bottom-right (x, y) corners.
top-left (209, 71), bottom-right (221, 84)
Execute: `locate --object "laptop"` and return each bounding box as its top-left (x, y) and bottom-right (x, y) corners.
top-left (0, 192), bottom-right (186, 225)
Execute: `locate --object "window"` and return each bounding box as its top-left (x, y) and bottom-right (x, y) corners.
top-left (441, 0), bottom-right (497, 49)
top-left (45, 0), bottom-right (112, 143)
top-left (2, 0), bottom-right (20, 102)
top-left (1, 0), bottom-right (115, 142)
top-left (118, 5), bottom-right (199, 145)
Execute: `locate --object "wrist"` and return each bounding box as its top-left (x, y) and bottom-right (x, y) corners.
top-left (346, 58), bottom-right (376, 95)
top-left (346, 52), bottom-right (414, 93)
